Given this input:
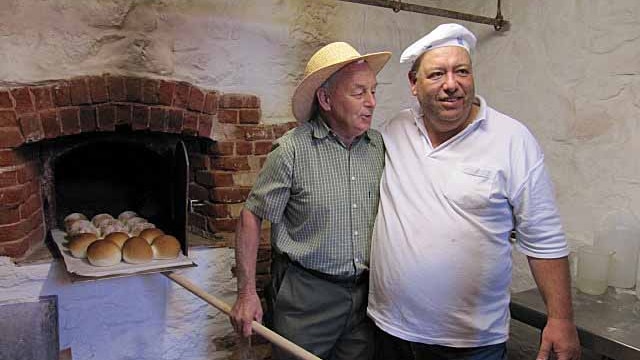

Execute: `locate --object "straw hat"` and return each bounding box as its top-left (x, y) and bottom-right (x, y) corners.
top-left (292, 42), bottom-right (392, 122)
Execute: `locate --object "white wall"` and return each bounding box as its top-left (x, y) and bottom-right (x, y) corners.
top-left (0, 248), bottom-right (237, 360)
top-left (2, 0), bottom-right (640, 358)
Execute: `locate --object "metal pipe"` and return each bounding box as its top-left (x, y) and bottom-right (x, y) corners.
top-left (337, 0), bottom-right (508, 30)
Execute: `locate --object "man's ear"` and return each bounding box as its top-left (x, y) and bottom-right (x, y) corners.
top-left (316, 88), bottom-right (331, 111)
top-left (408, 72), bottom-right (418, 96)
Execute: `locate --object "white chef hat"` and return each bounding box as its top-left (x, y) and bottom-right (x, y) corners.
top-left (400, 23), bottom-right (477, 64)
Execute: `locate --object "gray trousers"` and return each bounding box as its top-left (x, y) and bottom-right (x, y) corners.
top-left (266, 256), bottom-right (374, 360)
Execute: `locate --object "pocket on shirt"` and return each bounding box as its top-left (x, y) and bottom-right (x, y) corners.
top-left (443, 165), bottom-right (495, 210)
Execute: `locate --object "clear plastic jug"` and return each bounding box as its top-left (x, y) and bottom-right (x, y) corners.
top-left (594, 210), bottom-right (640, 288)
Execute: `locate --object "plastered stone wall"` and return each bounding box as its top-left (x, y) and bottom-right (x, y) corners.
top-left (1, 0), bottom-right (639, 359)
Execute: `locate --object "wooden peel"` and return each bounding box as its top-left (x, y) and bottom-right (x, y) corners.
top-left (164, 272), bottom-right (322, 360)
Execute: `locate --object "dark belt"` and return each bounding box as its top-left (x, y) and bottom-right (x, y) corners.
top-left (278, 253), bottom-right (369, 286)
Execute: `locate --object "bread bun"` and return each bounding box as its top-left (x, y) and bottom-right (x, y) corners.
top-left (104, 232), bottom-right (129, 249)
top-left (98, 219), bottom-right (128, 237)
top-left (68, 233), bottom-right (99, 258)
top-left (64, 213), bottom-right (87, 230)
top-left (117, 210), bottom-right (138, 222)
top-left (138, 228), bottom-right (164, 244)
top-left (151, 235), bottom-right (181, 260)
top-left (91, 213), bottom-right (114, 227)
top-left (87, 240), bottom-right (121, 266)
top-left (67, 220), bottom-right (99, 237)
top-left (122, 237), bottom-right (153, 264)
top-left (130, 222), bottom-right (155, 236)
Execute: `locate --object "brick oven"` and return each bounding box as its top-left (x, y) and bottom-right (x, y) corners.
top-left (0, 74), bottom-right (296, 267)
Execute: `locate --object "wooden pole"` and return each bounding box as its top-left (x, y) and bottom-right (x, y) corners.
top-left (164, 272), bottom-right (323, 360)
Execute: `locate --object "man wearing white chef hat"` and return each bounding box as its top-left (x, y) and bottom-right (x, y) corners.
top-left (367, 23), bottom-right (581, 360)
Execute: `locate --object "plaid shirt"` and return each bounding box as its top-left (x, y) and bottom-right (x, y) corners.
top-left (244, 115), bottom-right (385, 276)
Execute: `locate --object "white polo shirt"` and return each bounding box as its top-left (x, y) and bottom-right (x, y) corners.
top-left (367, 95), bottom-right (568, 347)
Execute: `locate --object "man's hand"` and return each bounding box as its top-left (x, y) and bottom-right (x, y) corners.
top-left (230, 291), bottom-right (263, 337)
top-left (536, 317), bottom-right (581, 360)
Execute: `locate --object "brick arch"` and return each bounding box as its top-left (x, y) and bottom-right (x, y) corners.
top-left (0, 74), bottom-right (296, 258)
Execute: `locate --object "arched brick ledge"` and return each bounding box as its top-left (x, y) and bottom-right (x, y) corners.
top-left (0, 74), bottom-right (296, 259)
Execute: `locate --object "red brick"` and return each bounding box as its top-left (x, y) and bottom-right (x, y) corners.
top-left (107, 75), bottom-right (126, 102)
top-left (79, 106), bottom-right (97, 132)
top-left (132, 105), bottom-right (149, 130)
top-left (195, 170), bottom-right (235, 187)
top-left (198, 114), bottom-right (213, 138)
top-left (52, 82), bottom-right (71, 106)
top-left (203, 91), bottom-right (219, 115)
top-left (69, 78), bottom-right (91, 105)
top-left (0, 149), bottom-right (29, 167)
top-left (149, 107), bottom-right (167, 131)
top-left (167, 108), bottom-right (183, 133)
top-left (18, 113), bottom-right (44, 142)
top-left (236, 142), bottom-right (253, 155)
top-left (0, 110), bottom-right (17, 127)
top-left (11, 88), bottom-right (35, 114)
top-left (189, 153), bottom-right (209, 169)
top-left (19, 193), bottom-right (41, 219)
top-left (0, 207), bottom-right (20, 225)
top-left (96, 104), bottom-right (116, 131)
top-left (208, 218), bottom-right (237, 232)
top-left (40, 109), bottom-right (60, 138)
top-left (200, 203), bottom-right (230, 218)
top-left (183, 112), bottom-right (198, 135)
top-left (0, 237), bottom-right (30, 257)
top-left (31, 87), bottom-right (54, 110)
top-left (142, 79), bottom-right (159, 104)
top-left (189, 183), bottom-right (210, 201)
top-left (242, 126), bottom-right (273, 141)
top-left (188, 87), bottom-right (205, 112)
top-left (0, 127), bottom-right (25, 148)
top-left (174, 83), bottom-right (190, 109)
top-left (0, 170), bottom-right (18, 187)
top-left (115, 103), bottom-right (132, 125)
top-left (218, 109), bottom-right (238, 124)
top-left (220, 93), bottom-right (260, 108)
top-left (89, 76), bottom-right (108, 103)
top-left (0, 91), bottom-right (12, 109)
top-left (239, 109), bottom-right (261, 124)
top-left (0, 183), bottom-right (29, 207)
top-left (212, 156), bottom-right (250, 171)
top-left (17, 161), bottom-right (39, 184)
top-left (258, 156), bottom-right (268, 168)
top-left (254, 141), bottom-right (273, 155)
top-left (210, 187), bottom-right (250, 203)
top-left (274, 122), bottom-right (298, 138)
top-left (59, 108), bottom-right (81, 135)
top-left (208, 141), bottom-right (234, 155)
top-left (158, 81), bottom-right (175, 106)
top-left (125, 77), bottom-right (142, 102)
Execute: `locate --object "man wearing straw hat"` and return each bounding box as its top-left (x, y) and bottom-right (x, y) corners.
top-left (230, 42), bottom-right (391, 359)
top-left (367, 24), bottom-right (580, 360)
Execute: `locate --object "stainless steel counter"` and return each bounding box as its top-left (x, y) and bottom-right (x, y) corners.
top-left (510, 287), bottom-right (640, 360)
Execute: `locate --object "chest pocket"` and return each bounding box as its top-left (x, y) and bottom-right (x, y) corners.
top-left (443, 165), bottom-right (495, 210)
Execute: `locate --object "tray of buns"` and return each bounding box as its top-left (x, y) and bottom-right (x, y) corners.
top-left (52, 211), bottom-right (196, 281)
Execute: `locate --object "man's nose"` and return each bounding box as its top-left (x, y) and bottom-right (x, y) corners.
top-left (364, 91), bottom-right (376, 108)
top-left (442, 73), bottom-right (457, 93)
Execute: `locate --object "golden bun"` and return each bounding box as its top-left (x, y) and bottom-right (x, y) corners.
top-left (87, 240), bottom-right (121, 266)
top-left (122, 237), bottom-right (153, 264)
top-left (104, 232), bottom-right (130, 249)
top-left (138, 228), bottom-right (164, 244)
top-left (68, 233), bottom-right (99, 258)
top-left (151, 235), bottom-right (181, 260)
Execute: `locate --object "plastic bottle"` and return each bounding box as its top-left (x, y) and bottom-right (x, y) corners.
top-left (594, 210), bottom-right (640, 289)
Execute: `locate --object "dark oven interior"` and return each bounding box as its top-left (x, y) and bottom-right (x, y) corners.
top-left (42, 132), bottom-right (189, 254)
